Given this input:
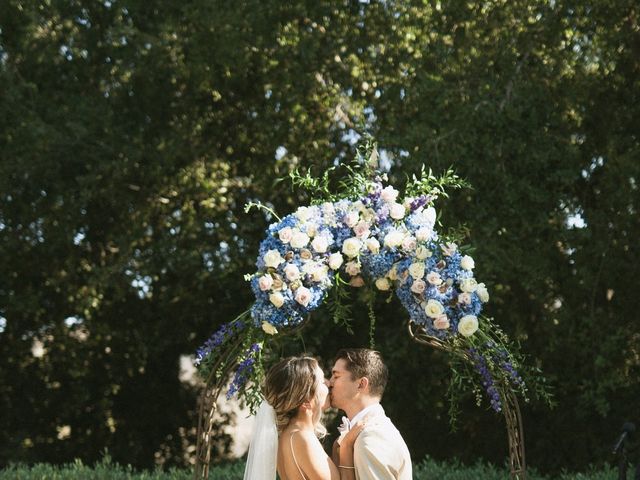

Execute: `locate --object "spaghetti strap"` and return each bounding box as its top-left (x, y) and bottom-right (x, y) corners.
top-left (289, 430), bottom-right (309, 480)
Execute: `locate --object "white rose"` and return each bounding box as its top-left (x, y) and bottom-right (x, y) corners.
top-left (433, 315), bottom-right (450, 330)
top-left (278, 227), bottom-right (294, 244)
top-left (458, 315), bottom-right (479, 337)
top-left (295, 206), bottom-right (312, 222)
top-left (415, 246), bottom-right (431, 260)
top-left (301, 261), bottom-right (318, 275)
top-left (311, 236), bottom-right (329, 253)
top-left (306, 223), bottom-right (318, 238)
top-left (402, 236), bottom-right (417, 251)
top-left (458, 292), bottom-right (472, 305)
top-left (424, 299), bottom-right (445, 318)
top-left (261, 321), bottom-right (278, 335)
top-left (263, 250), bottom-right (284, 268)
top-left (460, 277), bottom-right (478, 293)
top-left (441, 242), bottom-right (457, 256)
top-left (403, 196), bottom-right (415, 210)
top-left (389, 202), bottom-right (406, 220)
top-left (380, 186), bottom-right (399, 203)
top-left (321, 202), bottom-right (335, 215)
top-left (461, 255), bottom-right (475, 271)
top-left (328, 253), bottom-right (344, 270)
top-left (366, 237), bottom-right (380, 254)
top-left (408, 262), bottom-right (426, 280)
top-left (283, 264), bottom-right (301, 281)
top-left (258, 275), bottom-right (273, 291)
top-left (384, 230), bottom-right (404, 248)
top-left (345, 261), bottom-right (361, 276)
top-left (426, 271), bottom-right (442, 286)
top-left (353, 221), bottom-right (370, 238)
top-left (411, 279), bottom-right (426, 294)
top-left (290, 231), bottom-right (310, 249)
top-left (343, 211), bottom-right (359, 228)
top-left (423, 206), bottom-right (436, 224)
top-left (387, 265), bottom-right (398, 281)
top-left (375, 278), bottom-right (391, 291)
top-left (477, 283), bottom-right (490, 302)
top-left (361, 208), bottom-right (376, 222)
top-left (415, 227), bottom-right (432, 242)
top-left (342, 237), bottom-right (362, 258)
top-left (294, 286), bottom-right (312, 307)
top-left (349, 276), bottom-right (365, 287)
top-left (310, 265), bottom-right (329, 282)
top-left (269, 292), bottom-right (285, 308)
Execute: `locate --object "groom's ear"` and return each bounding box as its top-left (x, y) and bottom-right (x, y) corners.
top-left (358, 377), bottom-right (370, 391)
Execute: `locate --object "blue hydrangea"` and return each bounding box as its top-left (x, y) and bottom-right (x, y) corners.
top-left (360, 249), bottom-right (399, 280)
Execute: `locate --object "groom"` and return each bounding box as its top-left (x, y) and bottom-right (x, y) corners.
top-left (329, 348), bottom-right (412, 480)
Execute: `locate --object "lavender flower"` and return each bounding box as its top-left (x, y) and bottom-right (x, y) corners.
top-left (469, 348), bottom-right (502, 412)
top-left (227, 343), bottom-right (261, 399)
top-left (194, 319), bottom-right (246, 365)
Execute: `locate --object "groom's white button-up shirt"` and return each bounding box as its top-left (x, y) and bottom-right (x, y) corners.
top-left (344, 403), bottom-right (412, 480)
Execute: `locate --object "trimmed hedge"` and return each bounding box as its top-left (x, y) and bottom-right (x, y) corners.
top-left (0, 456), bottom-right (622, 479)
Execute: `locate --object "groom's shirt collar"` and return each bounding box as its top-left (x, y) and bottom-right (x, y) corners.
top-left (349, 402), bottom-right (384, 426)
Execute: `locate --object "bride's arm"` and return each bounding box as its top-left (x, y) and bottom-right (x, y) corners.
top-left (333, 421), bottom-right (366, 480)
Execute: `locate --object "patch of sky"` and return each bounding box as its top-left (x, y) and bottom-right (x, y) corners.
top-left (64, 316), bottom-right (83, 327)
top-left (0, 316), bottom-right (6, 334)
top-left (59, 45), bottom-right (73, 61)
top-left (377, 149), bottom-right (393, 172)
top-left (341, 129), bottom-right (361, 146)
top-left (561, 200), bottom-right (587, 229)
top-left (131, 275), bottom-right (152, 300)
top-left (581, 156), bottom-right (604, 179)
top-left (275, 146), bottom-right (287, 160)
top-left (73, 230), bottom-right (86, 245)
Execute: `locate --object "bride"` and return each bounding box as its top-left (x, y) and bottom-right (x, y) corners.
top-left (244, 356), bottom-right (364, 480)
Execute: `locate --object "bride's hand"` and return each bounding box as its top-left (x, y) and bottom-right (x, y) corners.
top-left (342, 419), bottom-right (366, 446)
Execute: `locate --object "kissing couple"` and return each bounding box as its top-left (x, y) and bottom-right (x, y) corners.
top-left (243, 348), bottom-right (412, 480)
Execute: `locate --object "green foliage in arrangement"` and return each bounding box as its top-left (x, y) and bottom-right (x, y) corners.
top-left (1, 0), bottom-right (638, 475)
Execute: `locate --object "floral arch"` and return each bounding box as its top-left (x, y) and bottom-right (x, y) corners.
top-left (193, 144), bottom-right (544, 480)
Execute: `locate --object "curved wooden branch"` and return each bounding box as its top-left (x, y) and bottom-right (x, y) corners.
top-left (194, 315), bottom-right (313, 479)
top-left (408, 321), bottom-right (527, 479)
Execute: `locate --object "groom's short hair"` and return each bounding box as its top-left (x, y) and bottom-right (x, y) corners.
top-left (334, 348), bottom-right (388, 398)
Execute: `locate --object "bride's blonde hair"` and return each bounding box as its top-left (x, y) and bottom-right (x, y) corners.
top-left (263, 356), bottom-right (327, 438)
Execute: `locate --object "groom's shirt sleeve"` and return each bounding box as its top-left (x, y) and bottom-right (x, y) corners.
top-left (354, 429), bottom-right (401, 480)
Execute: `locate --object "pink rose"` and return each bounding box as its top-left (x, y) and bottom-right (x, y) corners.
top-left (294, 286), bottom-right (312, 307)
top-left (458, 292), bottom-right (472, 305)
top-left (433, 315), bottom-right (450, 330)
top-left (343, 211), bottom-right (359, 228)
top-left (258, 275), bottom-right (273, 291)
top-left (353, 221), bottom-right (370, 238)
top-left (426, 271), bottom-right (442, 286)
top-left (411, 279), bottom-right (426, 294)
top-left (283, 264), bottom-right (301, 281)
top-left (345, 261), bottom-right (361, 276)
top-left (349, 276), bottom-right (365, 287)
top-left (402, 236), bottom-right (417, 251)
